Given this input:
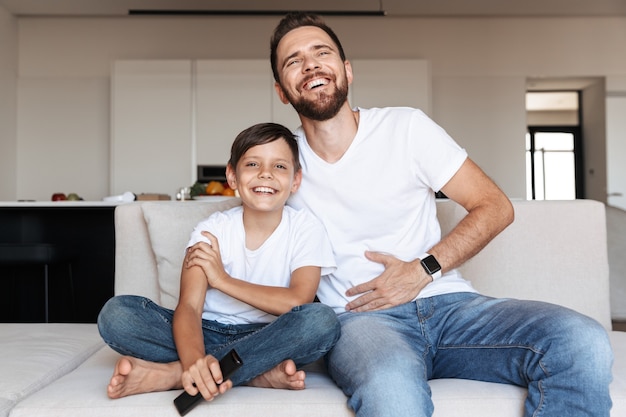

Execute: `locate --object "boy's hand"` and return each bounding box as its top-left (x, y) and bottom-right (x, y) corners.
top-left (181, 355), bottom-right (232, 401)
top-left (185, 231), bottom-right (228, 288)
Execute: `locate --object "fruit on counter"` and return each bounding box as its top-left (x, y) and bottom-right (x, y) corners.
top-left (222, 187), bottom-right (236, 196)
top-left (189, 181), bottom-right (237, 197)
top-left (205, 181), bottom-right (225, 195)
top-left (190, 182), bottom-right (206, 198)
top-left (51, 193), bottom-right (67, 201)
top-left (67, 193), bottom-right (81, 201)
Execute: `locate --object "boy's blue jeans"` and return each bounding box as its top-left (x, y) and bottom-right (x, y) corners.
top-left (327, 292), bottom-right (613, 417)
top-left (97, 295), bottom-right (341, 386)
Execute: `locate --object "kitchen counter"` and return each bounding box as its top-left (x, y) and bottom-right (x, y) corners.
top-left (0, 201), bottom-right (125, 207)
top-left (0, 203), bottom-right (119, 323)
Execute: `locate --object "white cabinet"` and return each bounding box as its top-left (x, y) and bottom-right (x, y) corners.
top-left (195, 60), bottom-right (272, 166)
top-left (111, 59), bottom-right (429, 195)
top-left (111, 60), bottom-right (193, 196)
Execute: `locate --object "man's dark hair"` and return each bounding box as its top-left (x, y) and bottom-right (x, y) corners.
top-left (270, 12), bottom-right (347, 83)
top-left (229, 122), bottom-right (301, 172)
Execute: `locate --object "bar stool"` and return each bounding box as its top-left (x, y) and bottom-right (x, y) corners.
top-left (0, 243), bottom-right (75, 322)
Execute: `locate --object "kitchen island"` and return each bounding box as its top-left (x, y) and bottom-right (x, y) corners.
top-left (0, 201), bottom-right (125, 323)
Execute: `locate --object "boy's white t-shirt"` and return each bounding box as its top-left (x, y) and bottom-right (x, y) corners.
top-left (288, 107), bottom-right (477, 313)
top-left (186, 205), bottom-right (336, 325)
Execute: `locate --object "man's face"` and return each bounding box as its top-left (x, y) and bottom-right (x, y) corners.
top-left (274, 26), bottom-right (352, 121)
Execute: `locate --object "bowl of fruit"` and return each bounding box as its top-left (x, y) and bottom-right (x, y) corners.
top-left (190, 181), bottom-right (237, 201)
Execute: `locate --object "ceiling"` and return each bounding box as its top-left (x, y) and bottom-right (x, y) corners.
top-left (0, 0), bottom-right (612, 107)
top-left (1, 0), bottom-right (626, 18)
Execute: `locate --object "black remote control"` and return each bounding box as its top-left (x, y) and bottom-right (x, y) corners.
top-left (173, 349), bottom-right (243, 416)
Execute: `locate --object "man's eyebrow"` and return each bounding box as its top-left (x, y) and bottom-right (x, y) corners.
top-left (281, 43), bottom-right (336, 68)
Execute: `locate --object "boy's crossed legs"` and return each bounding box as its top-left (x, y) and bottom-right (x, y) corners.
top-left (98, 295), bottom-right (340, 399)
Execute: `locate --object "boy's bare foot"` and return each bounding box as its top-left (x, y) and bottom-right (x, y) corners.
top-left (247, 359), bottom-right (306, 390)
top-left (107, 356), bottom-right (183, 399)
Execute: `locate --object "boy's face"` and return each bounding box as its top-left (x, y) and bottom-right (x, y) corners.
top-left (226, 138), bottom-right (301, 212)
top-left (273, 26), bottom-right (352, 120)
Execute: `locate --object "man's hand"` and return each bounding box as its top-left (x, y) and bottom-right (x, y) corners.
top-left (184, 231), bottom-right (228, 288)
top-left (181, 355), bottom-right (233, 401)
top-left (345, 251), bottom-right (432, 312)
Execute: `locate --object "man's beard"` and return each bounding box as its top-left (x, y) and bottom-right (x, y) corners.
top-left (285, 81), bottom-right (349, 122)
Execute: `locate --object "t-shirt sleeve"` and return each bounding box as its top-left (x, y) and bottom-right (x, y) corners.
top-left (288, 210), bottom-right (337, 277)
top-left (409, 110), bottom-right (468, 192)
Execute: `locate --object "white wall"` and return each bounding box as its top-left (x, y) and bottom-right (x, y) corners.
top-left (0, 5), bottom-right (17, 201)
top-left (12, 15), bottom-right (626, 201)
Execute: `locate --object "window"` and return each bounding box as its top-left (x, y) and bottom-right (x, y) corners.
top-left (526, 91), bottom-right (582, 200)
top-left (526, 126), bottom-right (582, 200)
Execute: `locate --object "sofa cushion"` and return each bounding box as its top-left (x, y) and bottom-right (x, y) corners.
top-left (0, 398), bottom-right (14, 417)
top-left (0, 323), bottom-right (102, 417)
top-left (142, 198), bottom-right (241, 310)
top-left (9, 347), bottom-right (352, 417)
top-left (11, 332), bottom-right (626, 417)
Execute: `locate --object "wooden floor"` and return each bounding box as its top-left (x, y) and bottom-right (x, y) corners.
top-left (613, 321), bottom-right (626, 332)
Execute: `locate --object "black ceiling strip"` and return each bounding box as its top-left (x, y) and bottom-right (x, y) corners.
top-left (128, 9), bottom-right (386, 17)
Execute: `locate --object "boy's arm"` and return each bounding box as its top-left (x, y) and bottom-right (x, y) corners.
top-left (212, 265), bottom-right (321, 316)
top-left (173, 263), bottom-right (207, 372)
top-left (173, 262), bottom-right (229, 400)
top-left (185, 233), bottom-right (321, 316)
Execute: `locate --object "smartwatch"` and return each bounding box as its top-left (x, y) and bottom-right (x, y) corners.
top-left (420, 254), bottom-right (442, 280)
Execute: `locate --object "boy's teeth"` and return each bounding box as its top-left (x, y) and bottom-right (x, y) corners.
top-left (254, 187), bottom-right (274, 194)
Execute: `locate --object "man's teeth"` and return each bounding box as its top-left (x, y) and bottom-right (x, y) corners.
top-left (307, 79), bottom-right (327, 89)
top-left (253, 187), bottom-right (275, 194)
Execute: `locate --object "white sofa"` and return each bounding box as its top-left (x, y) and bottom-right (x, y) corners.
top-left (3, 198), bottom-right (626, 416)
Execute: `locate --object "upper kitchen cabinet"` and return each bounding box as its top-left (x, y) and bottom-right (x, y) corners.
top-left (111, 59), bottom-right (429, 196)
top-left (111, 60), bottom-right (193, 196)
top-left (195, 60), bottom-right (273, 166)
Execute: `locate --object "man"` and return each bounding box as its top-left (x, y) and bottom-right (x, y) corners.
top-left (270, 12), bottom-right (613, 417)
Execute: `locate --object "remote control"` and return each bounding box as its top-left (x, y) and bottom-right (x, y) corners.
top-left (173, 349), bottom-right (243, 416)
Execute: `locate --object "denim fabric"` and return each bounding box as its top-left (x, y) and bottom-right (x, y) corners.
top-left (327, 292), bottom-right (613, 417)
top-left (97, 295), bottom-right (340, 386)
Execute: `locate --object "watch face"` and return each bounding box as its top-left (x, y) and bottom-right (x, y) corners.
top-left (421, 255), bottom-right (441, 275)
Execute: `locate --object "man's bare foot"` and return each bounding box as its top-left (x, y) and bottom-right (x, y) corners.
top-left (247, 359), bottom-right (306, 390)
top-left (107, 356), bottom-right (183, 399)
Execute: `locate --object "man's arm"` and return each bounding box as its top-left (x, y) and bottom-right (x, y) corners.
top-left (429, 157), bottom-right (514, 273)
top-left (345, 158), bottom-right (513, 312)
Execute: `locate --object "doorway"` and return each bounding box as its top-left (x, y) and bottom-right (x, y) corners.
top-left (526, 126), bottom-right (583, 200)
top-left (525, 90), bottom-right (582, 201)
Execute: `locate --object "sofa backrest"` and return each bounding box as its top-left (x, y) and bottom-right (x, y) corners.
top-left (437, 199), bottom-right (611, 329)
top-left (114, 198), bottom-right (612, 330)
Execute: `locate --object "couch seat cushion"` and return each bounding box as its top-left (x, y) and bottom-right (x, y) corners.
top-left (9, 347), bottom-right (352, 417)
top-left (10, 331), bottom-right (626, 417)
top-left (0, 323), bottom-right (102, 417)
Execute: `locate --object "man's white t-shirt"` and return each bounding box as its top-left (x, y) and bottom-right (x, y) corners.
top-left (288, 107), bottom-right (477, 313)
top-left (186, 205), bottom-right (336, 324)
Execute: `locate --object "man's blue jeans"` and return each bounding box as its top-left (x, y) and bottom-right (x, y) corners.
top-left (97, 295), bottom-right (341, 386)
top-left (327, 292), bottom-right (613, 417)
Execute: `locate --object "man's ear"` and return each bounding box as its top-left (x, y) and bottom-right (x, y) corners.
top-left (344, 60), bottom-right (354, 86)
top-left (225, 164), bottom-right (237, 190)
top-left (291, 169), bottom-right (303, 193)
top-left (274, 82), bottom-right (290, 105)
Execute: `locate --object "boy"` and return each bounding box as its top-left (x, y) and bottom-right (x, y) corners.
top-left (98, 122), bottom-right (339, 402)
